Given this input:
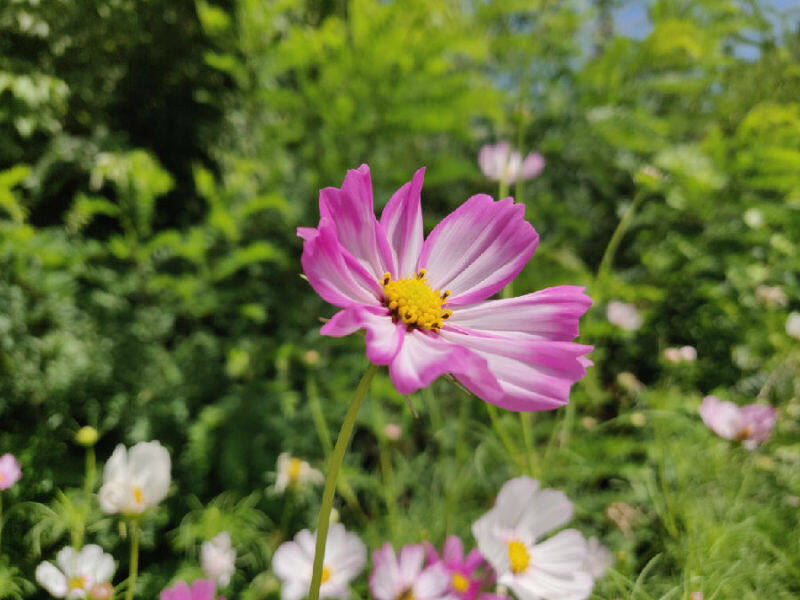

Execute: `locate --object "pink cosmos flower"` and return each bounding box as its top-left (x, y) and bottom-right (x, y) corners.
top-left (479, 143), bottom-right (545, 184)
top-left (298, 165), bottom-right (592, 411)
top-left (160, 580), bottom-right (224, 600)
top-left (0, 453), bottom-right (21, 490)
top-left (370, 543), bottom-right (452, 600)
top-left (698, 395), bottom-right (777, 449)
top-left (425, 536), bottom-right (504, 600)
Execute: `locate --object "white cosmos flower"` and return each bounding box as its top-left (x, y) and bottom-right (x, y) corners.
top-left (472, 477), bottom-right (593, 600)
top-left (272, 523), bottom-right (366, 600)
top-left (274, 452), bottom-right (324, 493)
top-left (98, 441), bottom-right (171, 515)
top-left (201, 532), bottom-right (236, 586)
top-left (35, 545), bottom-right (115, 599)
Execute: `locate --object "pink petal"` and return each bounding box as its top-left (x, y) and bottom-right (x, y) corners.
top-left (380, 168), bottom-right (425, 278)
top-left (370, 544), bottom-right (401, 600)
top-left (478, 143), bottom-right (510, 181)
top-left (319, 164), bottom-right (395, 280)
top-left (698, 396), bottom-right (741, 440)
top-left (388, 329), bottom-right (502, 401)
top-left (739, 404), bottom-right (777, 442)
top-left (300, 220), bottom-right (382, 308)
top-left (462, 549), bottom-right (485, 572)
top-left (440, 327), bottom-right (592, 412)
top-left (519, 153), bottom-right (545, 180)
top-left (398, 545), bottom-right (425, 587)
top-left (442, 536), bottom-right (464, 565)
top-left (448, 286), bottom-right (591, 341)
top-left (189, 580), bottom-right (217, 600)
top-left (418, 195), bottom-right (538, 305)
top-left (321, 306), bottom-right (405, 365)
top-left (161, 582), bottom-right (192, 600)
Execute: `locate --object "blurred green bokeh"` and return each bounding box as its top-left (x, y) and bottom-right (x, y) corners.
top-left (1, 1), bottom-right (799, 599)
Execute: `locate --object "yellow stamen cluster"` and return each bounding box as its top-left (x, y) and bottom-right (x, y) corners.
top-left (321, 566), bottom-right (332, 583)
top-left (68, 576), bottom-right (87, 591)
top-left (451, 573), bottom-right (470, 592)
top-left (133, 486), bottom-right (144, 505)
top-left (507, 540), bottom-right (531, 574)
top-left (288, 457), bottom-right (303, 483)
top-left (398, 590), bottom-right (416, 600)
top-left (382, 270), bottom-right (451, 331)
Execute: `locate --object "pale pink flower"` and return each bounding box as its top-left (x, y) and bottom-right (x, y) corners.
top-left (161, 580), bottom-right (223, 600)
top-left (0, 453), bottom-right (21, 490)
top-left (298, 165), bottom-right (592, 411)
top-left (698, 395), bottom-right (777, 449)
top-left (384, 423), bottom-right (402, 441)
top-left (755, 285), bottom-right (787, 308)
top-left (663, 346), bottom-right (696, 363)
top-left (663, 348), bottom-right (682, 364)
top-left (370, 543), bottom-right (452, 600)
top-left (478, 143), bottom-right (545, 185)
top-left (606, 301), bottom-right (642, 331)
top-left (201, 532), bottom-right (236, 586)
top-left (680, 346), bottom-right (697, 361)
top-left (472, 477), bottom-right (593, 600)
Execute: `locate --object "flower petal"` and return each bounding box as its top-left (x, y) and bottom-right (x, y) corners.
top-left (530, 530), bottom-right (587, 574)
top-left (380, 168), bottom-right (425, 278)
top-left (698, 396), bottom-right (741, 440)
top-left (388, 330), bottom-right (502, 400)
top-left (319, 164), bottom-right (395, 279)
top-left (448, 287), bottom-right (592, 341)
top-left (370, 544), bottom-right (401, 600)
top-left (129, 441), bottom-right (171, 508)
top-left (419, 195), bottom-right (538, 305)
top-left (398, 545), bottom-right (425, 587)
top-left (272, 541), bottom-right (311, 581)
top-left (519, 153), bottom-right (545, 180)
top-left (442, 536), bottom-right (464, 564)
top-left (511, 566), bottom-right (593, 600)
top-left (300, 220), bottom-right (382, 308)
top-left (440, 328), bottom-right (592, 412)
top-left (413, 563), bottom-right (451, 600)
top-left (320, 307), bottom-right (405, 365)
top-left (36, 562), bottom-right (68, 598)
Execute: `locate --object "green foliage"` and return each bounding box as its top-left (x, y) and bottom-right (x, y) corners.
top-left (1, 1), bottom-right (800, 599)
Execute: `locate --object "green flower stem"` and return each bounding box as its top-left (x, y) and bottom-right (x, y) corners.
top-left (309, 362), bottom-right (378, 600)
top-left (597, 190), bottom-right (646, 282)
top-left (125, 519), bottom-right (140, 600)
top-left (485, 403), bottom-right (524, 470)
top-left (84, 446), bottom-right (96, 494)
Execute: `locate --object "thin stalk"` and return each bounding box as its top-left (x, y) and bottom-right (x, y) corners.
top-left (84, 446), bottom-right (96, 494)
top-left (597, 190), bottom-right (646, 281)
top-left (485, 403), bottom-right (523, 469)
top-left (520, 412), bottom-right (536, 476)
top-left (309, 363), bottom-right (379, 600)
top-left (125, 520), bottom-right (140, 600)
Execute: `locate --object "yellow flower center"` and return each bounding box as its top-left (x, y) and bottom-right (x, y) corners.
top-left (507, 540), bottom-right (531, 574)
top-left (288, 457), bottom-right (303, 483)
top-left (737, 425), bottom-right (753, 440)
top-left (451, 573), bottom-right (470, 592)
top-left (133, 486), bottom-right (144, 505)
top-left (382, 270), bottom-right (452, 331)
top-left (68, 576), bottom-right (87, 591)
top-left (398, 589), bottom-right (416, 600)
top-left (321, 566), bottom-right (332, 583)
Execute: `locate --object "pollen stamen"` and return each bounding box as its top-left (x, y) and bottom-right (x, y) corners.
top-left (382, 270), bottom-right (450, 331)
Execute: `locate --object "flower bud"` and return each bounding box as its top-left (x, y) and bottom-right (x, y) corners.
top-left (75, 426), bottom-right (99, 447)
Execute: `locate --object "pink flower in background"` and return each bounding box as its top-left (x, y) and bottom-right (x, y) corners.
top-left (161, 580), bottom-right (223, 600)
top-left (606, 301), bottom-right (642, 331)
top-left (479, 143), bottom-right (545, 184)
top-left (663, 345), bottom-right (697, 364)
top-left (298, 165), bottom-right (592, 411)
top-left (425, 536), bottom-right (498, 600)
top-left (0, 453), bottom-right (21, 490)
top-left (699, 395), bottom-right (776, 449)
top-left (370, 543), bottom-right (451, 600)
